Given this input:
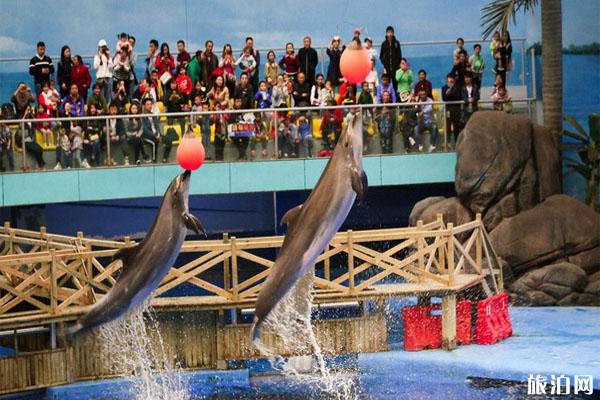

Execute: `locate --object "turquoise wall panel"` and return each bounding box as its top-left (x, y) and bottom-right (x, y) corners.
top-left (230, 160), bottom-right (304, 192)
top-left (0, 175), bottom-right (3, 206)
top-left (3, 170), bottom-right (79, 206)
top-left (79, 167), bottom-right (155, 201)
top-left (363, 156), bottom-right (382, 186)
top-left (190, 163), bottom-right (230, 195)
top-left (304, 158), bottom-right (329, 188)
top-left (381, 153), bottom-right (456, 185)
top-left (154, 165), bottom-right (181, 195)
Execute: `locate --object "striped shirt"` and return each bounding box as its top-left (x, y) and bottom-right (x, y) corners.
top-left (29, 54), bottom-right (54, 85)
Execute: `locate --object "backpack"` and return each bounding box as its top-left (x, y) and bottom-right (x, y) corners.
top-left (1, 103), bottom-right (16, 120)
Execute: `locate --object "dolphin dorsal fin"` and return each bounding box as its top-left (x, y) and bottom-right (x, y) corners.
top-left (113, 244), bottom-right (141, 268)
top-left (280, 205), bottom-right (303, 228)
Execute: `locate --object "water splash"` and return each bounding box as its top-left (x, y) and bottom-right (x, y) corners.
top-left (95, 303), bottom-right (189, 400)
top-left (253, 274), bottom-right (359, 400)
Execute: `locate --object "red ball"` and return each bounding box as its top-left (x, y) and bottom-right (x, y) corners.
top-left (340, 47), bottom-right (371, 84)
top-left (176, 136), bottom-right (205, 171)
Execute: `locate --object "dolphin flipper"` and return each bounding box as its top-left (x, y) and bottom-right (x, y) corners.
top-left (183, 213), bottom-right (207, 236)
top-left (351, 170), bottom-right (369, 204)
top-left (281, 205), bottom-right (303, 228)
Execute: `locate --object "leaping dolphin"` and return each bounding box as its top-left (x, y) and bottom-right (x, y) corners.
top-left (252, 108), bottom-right (367, 341)
top-left (67, 170), bottom-right (206, 335)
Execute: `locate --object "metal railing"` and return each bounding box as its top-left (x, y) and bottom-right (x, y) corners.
top-left (0, 98), bottom-right (535, 173)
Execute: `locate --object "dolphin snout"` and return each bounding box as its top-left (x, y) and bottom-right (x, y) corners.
top-left (182, 170), bottom-right (192, 180)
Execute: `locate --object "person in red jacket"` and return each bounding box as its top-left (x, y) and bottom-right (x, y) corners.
top-left (155, 42), bottom-right (175, 78)
top-left (175, 65), bottom-right (192, 96)
top-left (70, 55), bottom-right (91, 102)
top-left (278, 43), bottom-right (300, 81)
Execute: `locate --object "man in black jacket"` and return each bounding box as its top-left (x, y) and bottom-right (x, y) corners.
top-left (233, 72), bottom-right (255, 109)
top-left (241, 37), bottom-right (260, 92)
top-left (298, 36), bottom-right (318, 85)
top-left (379, 26), bottom-right (401, 97)
top-left (442, 73), bottom-right (463, 146)
top-left (200, 40), bottom-right (219, 89)
top-left (29, 42), bottom-right (54, 95)
top-left (292, 72), bottom-right (311, 107)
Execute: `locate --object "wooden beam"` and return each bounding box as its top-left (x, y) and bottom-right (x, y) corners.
top-left (441, 294), bottom-right (457, 351)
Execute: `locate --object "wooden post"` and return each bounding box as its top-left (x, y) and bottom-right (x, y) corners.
top-left (324, 244), bottom-right (331, 281)
top-left (223, 233), bottom-right (230, 291)
top-left (40, 226), bottom-right (48, 251)
top-left (215, 310), bottom-right (227, 369)
top-left (475, 213), bottom-right (482, 274)
top-left (441, 294), bottom-right (457, 351)
top-left (447, 223), bottom-right (455, 286)
top-left (347, 230), bottom-right (355, 293)
top-left (50, 249), bottom-right (57, 314)
top-left (231, 236), bottom-right (238, 300)
top-left (4, 221), bottom-right (13, 255)
top-left (416, 220), bottom-right (425, 282)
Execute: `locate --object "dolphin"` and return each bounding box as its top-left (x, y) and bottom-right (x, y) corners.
top-left (67, 170), bottom-right (206, 335)
top-left (252, 108), bottom-right (367, 341)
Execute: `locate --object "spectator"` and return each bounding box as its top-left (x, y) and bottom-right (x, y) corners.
top-left (112, 47), bottom-right (132, 97)
top-left (0, 123), bottom-right (14, 171)
top-left (11, 82), bottom-right (35, 118)
top-left (469, 44), bottom-right (485, 88)
top-left (450, 50), bottom-right (470, 88)
top-left (145, 70), bottom-right (165, 111)
top-left (141, 98), bottom-right (161, 163)
top-left (54, 124), bottom-right (71, 169)
top-left (176, 40), bottom-right (191, 71)
top-left (321, 80), bottom-right (335, 105)
top-left (126, 101), bottom-right (147, 165)
top-left (296, 115), bottom-right (314, 157)
top-left (175, 65), bottom-right (193, 97)
top-left (365, 59), bottom-right (379, 92)
top-left (326, 36), bottom-right (344, 87)
top-left (84, 104), bottom-right (103, 166)
top-left (491, 86), bottom-right (512, 112)
top-left (357, 81), bottom-right (374, 153)
top-left (111, 80), bottom-right (129, 114)
top-left (413, 89), bottom-right (438, 152)
top-left (70, 55), bottom-right (91, 102)
top-left (395, 58), bottom-right (413, 102)
top-left (338, 83), bottom-right (357, 105)
top-left (128, 36), bottom-right (139, 94)
top-left (86, 83), bottom-right (107, 114)
top-left (236, 46), bottom-right (258, 86)
top-left (29, 41), bottom-right (54, 95)
top-left (155, 42), bottom-right (175, 78)
top-left (489, 31), bottom-right (501, 57)
top-left (279, 43), bottom-right (300, 81)
top-left (271, 75), bottom-right (290, 108)
top-left (351, 27), bottom-right (362, 44)
top-left (264, 50), bottom-right (280, 88)
top-left (453, 37), bottom-right (466, 58)
top-left (34, 104), bottom-right (52, 147)
top-left (364, 37), bottom-right (377, 62)
top-left (15, 110), bottom-right (45, 170)
top-left (60, 84), bottom-right (85, 117)
top-left (144, 39), bottom-right (159, 80)
top-left (277, 120), bottom-right (292, 158)
top-left (210, 101), bottom-right (229, 161)
top-left (56, 46), bottom-right (72, 98)
top-left (69, 119), bottom-right (86, 168)
top-left (320, 98), bottom-right (343, 150)
top-left (310, 74), bottom-right (326, 106)
top-left (190, 80), bottom-right (208, 104)
top-left (376, 74), bottom-right (396, 104)
top-left (413, 69), bottom-right (433, 101)
top-left (230, 97), bottom-right (250, 160)
top-left (492, 48), bottom-right (507, 86)
top-left (200, 40), bottom-right (219, 88)
top-left (461, 73), bottom-right (479, 125)
top-left (254, 81), bottom-right (272, 109)
top-left (233, 72), bottom-right (255, 110)
top-left (379, 26), bottom-right (402, 94)
top-left (115, 32), bottom-right (130, 55)
top-left (376, 91), bottom-right (396, 154)
top-left (38, 82), bottom-right (60, 115)
top-left (207, 75), bottom-right (229, 109)
top-left (187, 50), bottom-right (202, 86)
top-left (193, 100), bottom-right (212, 160)
top-left (292, 72), bottom-right (311, 107)
top-left (298, 36), bottom-right (318, 85)
top-left (243, 37), bottom-right (260, 91)
top-left (94, 39), bottom-right (113, 101)
top-left (503, 31), bottom-right (513, 77)
top-left (106, 102), bottom-right (127, 165)
top-left (285, 113), bottom-right (299, 157)
top-left (441, 73), bottom-right (462, 145)
top-left (164, 78), bottom-right (188, 135)
top-left (250, 113), bottom-right (268, 159)
top-left (220, 44), bottom-right (237, 95)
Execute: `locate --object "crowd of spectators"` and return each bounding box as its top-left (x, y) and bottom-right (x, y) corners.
top-left (0, 26), bottom-right (516, 171)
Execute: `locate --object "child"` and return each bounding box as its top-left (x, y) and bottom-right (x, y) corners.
top-left (365, 59), bottom-right (379, 92)
top-left (320, 98), bottom-right (343, 149)
top-left (490, 31), bottom-right (502, 57)
top-left (469, 44), bottom-right (485, 88)
top-left (236, 46), bottom-right (257, 82)
top-left (276, 121), bottom-right (291, 158)
top-left (296, 115), bottom-right (313, 157)
top-left (38, 82), bottom-right (59, 116)
top-left (84, 104), bottom-right (102, 166)
top-left (271, 75), bottom-right (290, 108)
top-left (321, 80), bottom-right (335, 106)
top-left (56, 125), bottom-right (71, 169)
top-left (0, 123), bottom-right (14, 171)
top-left (491, 86), bottom-right (512, 112)
top-left (70, 121), bottom-right (85, 168)
top-left (230, 98), bottom-right (251, 160)
top-left (453, 37), bottom-right (466, 58)
top-left (376, 75), bottom-right (397, 104)
top-left (357, 81), bottom-right (374, 153)
top-left (250, 113), bottom-right (268, 158)
top-left (376, 91), bottom-right (396, 154)
top-left (34, 104), bottom-right (53, 147)
top-left (210, 102), bottom-right (229, 161)
top-left (492, 49), bottom-right (507, 86)
top-left (197, 101), bottom-right (212, 160)
top-left (254, 81), bottom-right (272, 109)
top-left (264, 50), bottom-right (279, 88)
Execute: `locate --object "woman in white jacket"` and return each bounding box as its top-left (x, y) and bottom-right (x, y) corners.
top-left (93, 39), bottom-right (113, 101)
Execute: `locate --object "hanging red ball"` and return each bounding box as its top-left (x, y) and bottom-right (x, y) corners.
top-left (340, 46), bottom-right (371, 84)
top-left (176, 136), bottom-right (205, 171)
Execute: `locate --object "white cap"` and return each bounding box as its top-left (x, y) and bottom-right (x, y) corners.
top-left (98, 39), bottom-right (107, 47)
